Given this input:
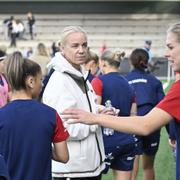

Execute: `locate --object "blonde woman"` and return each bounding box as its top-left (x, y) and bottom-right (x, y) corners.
top-left (43, 26), bottom-right (106, 180)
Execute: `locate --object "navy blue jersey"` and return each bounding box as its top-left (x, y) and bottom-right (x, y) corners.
top-left (0, 154), bottom-right (9, 179)
top-left (39, 68), bottom-right (55, 99)
top-left (175, 121), bottom-right (180, 179)
top-left (98, 72), bottom-right (135, 145)
top-left (0, 99), bottom-right (69, 180)
top-left (87, 73), bottom-right (95, 83)
top-left (126, 69), bottom-right (165, 115)
top-left (169, 120), bottom-right (176, 140)
top-left (126, 69), bottom-right (165, 155)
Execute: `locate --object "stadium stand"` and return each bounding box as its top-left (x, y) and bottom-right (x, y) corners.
top-left (0, 0), bottom-right (180, 78)
top-left (0, 13), bottom-right (180, 57)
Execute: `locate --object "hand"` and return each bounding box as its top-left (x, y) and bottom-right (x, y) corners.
top-left (61, 108), bottom-right (97, 125)
top-left (99, 107), bottom-right (120, 116)
top-left (168, 139), bottom-right (176, 149)
top-left (97, 104), bottom-right (120, 116)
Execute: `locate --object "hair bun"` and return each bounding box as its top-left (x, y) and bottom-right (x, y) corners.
top-left (114, 51), bottom-right (125, 62)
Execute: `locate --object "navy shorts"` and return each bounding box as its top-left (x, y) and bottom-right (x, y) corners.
top-left (133, 135), bottom-right (143, 155)
top-left (103, 143), bottom-right (135, 173)
top-left (137, 105), bottom-right (161, 156)
top-left (135, 129), bottom-right (160, 156)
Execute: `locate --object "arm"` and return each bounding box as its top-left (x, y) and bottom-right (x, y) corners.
top-left (169, 139), bottom-right (176, 149)
top-left (52, 142), bottom-right (69, 163)
top-left (91, 77), bottom-right (103, 105)
top-left (130, 102), bottom-right (137, 116)
top-left (63, 81), bottom-right (179, 136)
top-left (62, 107), bottom-right (172, 136)
top-left (52, 112), bottom-right (69, 163)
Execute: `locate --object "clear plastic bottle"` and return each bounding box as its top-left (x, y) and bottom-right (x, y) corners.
top-left (103, 100), bottom-right (114, 136)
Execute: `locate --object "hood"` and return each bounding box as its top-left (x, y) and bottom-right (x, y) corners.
top-left (47, 52), bottom-right (88, 79)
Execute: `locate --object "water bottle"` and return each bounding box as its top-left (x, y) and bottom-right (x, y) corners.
top-left (103, 100), bottom-right (114, 136)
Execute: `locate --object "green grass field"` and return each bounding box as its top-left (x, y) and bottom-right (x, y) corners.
top-left (102, 80), bottom-right (176, 180)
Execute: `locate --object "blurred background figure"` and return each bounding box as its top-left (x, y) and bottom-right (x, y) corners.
top-left (27, 11), bottom-right (36, 40)
top-left (143, 39), bottom-right (156, 72)
top-left (3, 16), bottom-right (14, 40)
top-left (51, 41), bottom-right (60, 57)
top-left (4, 16), bottom-right (26, 47)
top-left (16, 19), bottom-right (26, 40)
top-left (30, 42), bottom-right (51, 77)
top-left (85, 49), bottom-right (99, 82)
top-left (99, 42), bottom-right (108, 56)
top-left (143, 39), bottom-right (153, 62)
top-left (0, 50), bottom-right (9, 108)
top-left (26, 47), bottom-right (33, 58)
top-left (143, 39), bottom-right (164, 73)
top-left (9, 16), bottom-right (18, 47)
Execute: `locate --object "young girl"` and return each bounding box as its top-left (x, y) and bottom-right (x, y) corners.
top-left (0, 50), bottom-right (9, 108)
top-left (84, 49), bottom-right (99, 82)
top-left (0, 51), bottom-right (69, 180)
top-left (126, 49), bottom-right (165, 180)
top-left (91, 50), bottom-right (136, 180)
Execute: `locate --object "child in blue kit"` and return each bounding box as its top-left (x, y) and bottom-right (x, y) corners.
top-left (0, 51), bottom-right (69, 180)
top-left (92, 50), bottom-right (136, 180)
top-left (0, 154), bottom-right (9, 180)
top-left (125, 48), bottom-right (165, 180)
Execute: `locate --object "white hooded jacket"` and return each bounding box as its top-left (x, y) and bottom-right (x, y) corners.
top-left (43, 52), bottom-right (105, 178)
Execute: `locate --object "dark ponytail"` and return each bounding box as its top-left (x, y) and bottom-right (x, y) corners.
top-left (129, 49), bottom-right (149, 71)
